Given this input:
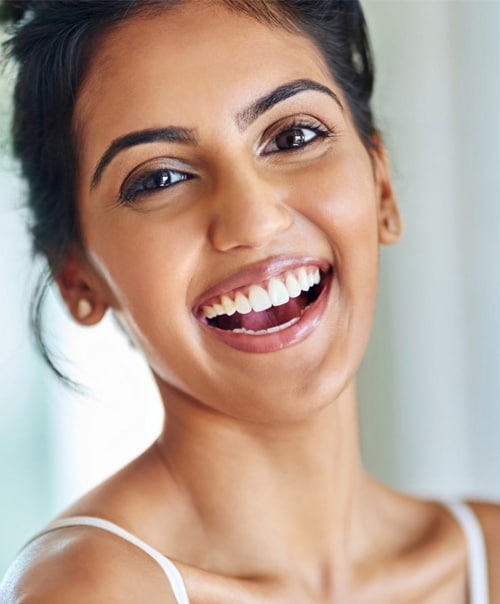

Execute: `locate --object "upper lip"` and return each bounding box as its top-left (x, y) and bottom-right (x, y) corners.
top-left (192, 255), bottom-right (332, 312)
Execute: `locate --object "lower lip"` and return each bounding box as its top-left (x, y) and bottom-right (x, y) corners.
top-left (197, 272), bottom-right (333, 354)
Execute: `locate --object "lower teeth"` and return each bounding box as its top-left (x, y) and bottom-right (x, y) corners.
top-left (231, 316), bottom-right (300, 335)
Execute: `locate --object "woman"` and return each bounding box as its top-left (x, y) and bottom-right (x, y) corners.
top-left (1, 0), bottom-right (499, 602)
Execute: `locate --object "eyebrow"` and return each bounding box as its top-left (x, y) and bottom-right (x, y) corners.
top-left (235, 78), bottom-right (343, 130)
top-left (90, 79), bottom-right (342, 189)
top-left (91, 127), bottom-right (197, 189)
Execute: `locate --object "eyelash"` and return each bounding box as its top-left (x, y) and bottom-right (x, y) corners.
top-left (120, 168), bottom-right (193, 203)
top-left (119, 118), bottom-right (334, 204)
top-left (261, 118), bottom-right (334, 155)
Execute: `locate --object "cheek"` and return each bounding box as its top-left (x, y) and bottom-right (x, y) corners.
top-left (291, 147), bottom-right (381, 342)
top-left (82, 211), bottom-right (210, 392)
top-left (82, 206), bottom-right (208, 318)
top-left (291, 147), bottom-right (380, 258)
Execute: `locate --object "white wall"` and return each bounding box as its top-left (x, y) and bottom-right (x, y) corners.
top-left (359, 0), bottom-right (500, 498)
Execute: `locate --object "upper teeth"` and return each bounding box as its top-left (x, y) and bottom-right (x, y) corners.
top-left (202, 267), bottom-right (321, 319)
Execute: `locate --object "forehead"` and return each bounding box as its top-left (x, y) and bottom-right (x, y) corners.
top-left (75, 2), bottom-right (334, 141)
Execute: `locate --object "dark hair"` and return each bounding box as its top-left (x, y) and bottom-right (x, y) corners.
top-left (1, 0), bottom-right (375, 382)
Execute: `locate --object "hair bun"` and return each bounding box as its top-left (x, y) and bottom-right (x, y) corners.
top-left (0, 0), bottom-right (33, 24)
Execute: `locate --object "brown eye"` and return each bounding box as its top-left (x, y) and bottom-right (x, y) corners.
top-left (143, 171), bottom-right (172, 190)
top-left (262, 123), bottom-right (330, 155)
top-left (275, 128), bottom-right (308, 150)
top-left (121, 168), bottom-right (192, 203)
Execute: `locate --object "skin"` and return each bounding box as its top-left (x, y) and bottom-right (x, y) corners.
top-left (2, 2), bottom-right (500, 603)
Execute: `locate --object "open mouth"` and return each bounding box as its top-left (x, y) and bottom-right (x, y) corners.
top-left (197, 265), bottom-right (331, 336)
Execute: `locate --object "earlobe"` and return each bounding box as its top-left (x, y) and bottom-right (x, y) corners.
top-left (55, 254), bottom-right (108, 325)
top-left (76, 298), bottom-right (94, 321)
top-left (371, 132), bottom-right (403, 246)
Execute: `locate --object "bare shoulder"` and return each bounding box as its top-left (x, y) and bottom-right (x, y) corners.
top-left (0, 525), bottom-right (180, 604)
top-left (468, 501), bottom-right (500, 603)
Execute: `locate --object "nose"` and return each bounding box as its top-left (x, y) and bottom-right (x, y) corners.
top-left (207, 166), bottom-right (293, 251)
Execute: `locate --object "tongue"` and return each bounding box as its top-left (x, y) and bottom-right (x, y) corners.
top-left (240, 296), bottom-right (305, 331)
top-left (211, 293), bottom-right (307, 331)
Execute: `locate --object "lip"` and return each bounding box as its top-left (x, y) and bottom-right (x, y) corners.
top-left (194, 257), bottom-right (333, 353)
top-left (192, 255), bottom-right (331, 310)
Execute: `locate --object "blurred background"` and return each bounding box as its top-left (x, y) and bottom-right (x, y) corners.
top-left (1, 0), bottom-right (499, 577)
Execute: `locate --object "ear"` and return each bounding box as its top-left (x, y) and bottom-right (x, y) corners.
top-left (55, 251), bottom-right (108, 325)
top-left (372, 132), bottom-right (402, 245)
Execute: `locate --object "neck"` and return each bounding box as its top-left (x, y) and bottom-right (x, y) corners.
top-left (156, 380), bottom-right (382, 580)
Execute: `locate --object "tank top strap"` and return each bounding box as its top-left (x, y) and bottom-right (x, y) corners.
top-left (443, 502), bottom-right (490, 604)
top-left (26, 504), bottom-right (490, 604)
top-left (27, 515), bottom-right (190, 604)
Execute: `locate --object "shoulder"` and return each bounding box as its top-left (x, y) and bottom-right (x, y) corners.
top-left (0, 524), bottom-right (181, 604)
top-left (468, 501), bottom-right (500, 603)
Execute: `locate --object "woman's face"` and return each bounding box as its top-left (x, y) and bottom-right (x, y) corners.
top-left (69, 1), bottom-right (399, 422)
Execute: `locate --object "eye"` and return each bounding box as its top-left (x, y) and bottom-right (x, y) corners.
top-left (261, 120), bottom-right (332, 156)
top-left (120, 168), bottom-right (193, 203)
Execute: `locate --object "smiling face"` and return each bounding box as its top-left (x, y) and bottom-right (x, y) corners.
top-left (61, 1), bottom-right (400, 422)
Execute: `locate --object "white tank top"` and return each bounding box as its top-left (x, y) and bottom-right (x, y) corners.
top-left (29, 501), bottom-right (489, 604)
